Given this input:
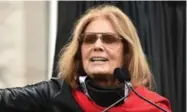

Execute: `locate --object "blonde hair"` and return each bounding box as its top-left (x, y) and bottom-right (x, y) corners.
top-left (58, 4), bottom-right (155, 90)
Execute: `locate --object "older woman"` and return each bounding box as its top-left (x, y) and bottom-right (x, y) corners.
top-left (0, 5), bottom-right (171, 112)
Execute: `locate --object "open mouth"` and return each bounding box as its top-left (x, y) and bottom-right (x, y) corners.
top-left (90, 57), bottom-right (108, 62)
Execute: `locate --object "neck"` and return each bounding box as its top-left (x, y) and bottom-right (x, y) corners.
top-left (83, 76), bottom-right (125, 107)
top-left (92, 76), bottom-right (120, 88)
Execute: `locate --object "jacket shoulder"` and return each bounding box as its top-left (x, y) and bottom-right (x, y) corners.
top-left (126, 86), bottom-right (171, 111)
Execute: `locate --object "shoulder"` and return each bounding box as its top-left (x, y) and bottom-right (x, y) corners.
top-left (48, 77), bottom-right (73, 98)
top-left (47, 77), bottom-right (70, 94)
top-left (133, 86), bottom-right (168, 102)
top-left (126, 86), bottom-right (171, 111)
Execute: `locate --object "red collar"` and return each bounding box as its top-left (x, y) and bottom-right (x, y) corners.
top-left (72, 86), bottom-right (171, 112)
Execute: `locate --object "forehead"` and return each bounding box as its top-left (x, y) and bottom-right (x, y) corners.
top-left (84, 17), bottom-right (117, 34)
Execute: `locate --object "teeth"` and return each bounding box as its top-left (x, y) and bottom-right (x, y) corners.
top-left (91, 57), bottom-right (107, 61)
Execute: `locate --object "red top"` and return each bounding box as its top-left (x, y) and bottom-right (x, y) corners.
top-left (72, 86), bottom-right (171, 112)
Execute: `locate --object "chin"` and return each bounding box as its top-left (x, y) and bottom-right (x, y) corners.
top-left (89, 69), bottom-right (110, 74)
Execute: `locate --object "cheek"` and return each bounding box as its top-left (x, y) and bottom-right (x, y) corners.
top-left (111, 47), bottom-right (124, 65)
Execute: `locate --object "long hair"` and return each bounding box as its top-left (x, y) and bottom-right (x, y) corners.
top-left (58, 4), bottom-right (155, 90)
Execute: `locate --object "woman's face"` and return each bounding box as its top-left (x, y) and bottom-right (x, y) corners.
top-left (81, 17), bottom-right (125, 79)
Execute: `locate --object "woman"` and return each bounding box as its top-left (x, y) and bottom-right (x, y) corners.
top-left (0, 4), bottom-right (171, 112)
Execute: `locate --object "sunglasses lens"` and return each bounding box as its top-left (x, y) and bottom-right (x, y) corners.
top-left (83, 34), bottom-right (97, 44)
top-left (102, 34), bottom-right (118, 44)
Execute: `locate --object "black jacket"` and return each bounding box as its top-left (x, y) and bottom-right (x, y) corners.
top-left (0, 78), bottom-right (83, 112)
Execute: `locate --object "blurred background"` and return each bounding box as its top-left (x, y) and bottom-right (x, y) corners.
top-left (0, 1), bottom-right (51, 87)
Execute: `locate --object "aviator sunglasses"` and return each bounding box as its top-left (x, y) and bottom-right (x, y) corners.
top-left (79, 32), bottom-right (124, 47)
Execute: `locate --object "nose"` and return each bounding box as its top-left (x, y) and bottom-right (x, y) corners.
top-left (93, 38), bottom-right (104, 51)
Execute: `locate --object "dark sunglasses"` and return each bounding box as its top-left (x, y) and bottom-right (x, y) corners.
top-left (79, 32), bottom-right (123, 45)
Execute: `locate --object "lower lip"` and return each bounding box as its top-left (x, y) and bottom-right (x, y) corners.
top-left (91, 61), bottom-right (107, 64)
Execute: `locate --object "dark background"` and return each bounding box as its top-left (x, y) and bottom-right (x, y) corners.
top-left (53, 1), bottom-right (186, 112)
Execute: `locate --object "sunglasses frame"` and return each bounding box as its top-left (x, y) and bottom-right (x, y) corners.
top-left (78, 32), bottom-right (124, 45)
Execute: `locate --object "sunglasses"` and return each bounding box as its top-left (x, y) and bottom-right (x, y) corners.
top-left (79, 32), bottom-right (123, 47)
